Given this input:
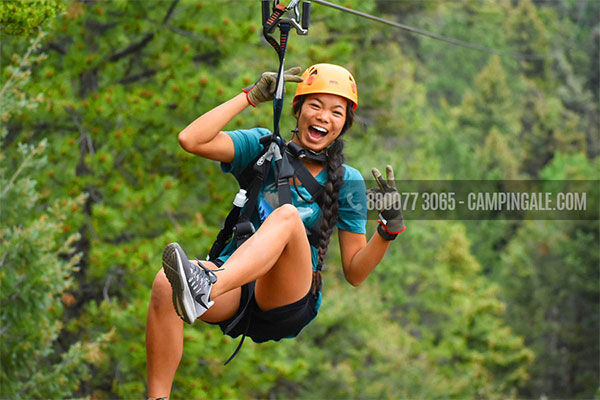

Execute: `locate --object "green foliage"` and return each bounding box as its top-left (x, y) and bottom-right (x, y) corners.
top-left (0, 0), bottom-right (64, 37)
top-left (0, 31), bottom-right (47, 123)
top-left (494, 153), bottom-right (599, 398)
top-left (0, 4), bottom-right (107, 398)
top-left (370, 223), bottom-right (534, 398)
top-left (291, 272), bottom-right (442, 399)
top-left (498, 218), bottom-right (598, 399)
top-left (0, 138), bottom-right (109, 398)
top-left (505, 0), bottom-right (551, 79)
top-left (1, 0), bottom-right (597, 398)
top-left (416, 1), bottom-right (512, 105)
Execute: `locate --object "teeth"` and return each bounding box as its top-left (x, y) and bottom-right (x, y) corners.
top-left (311, 126), bottom-right (328, 133)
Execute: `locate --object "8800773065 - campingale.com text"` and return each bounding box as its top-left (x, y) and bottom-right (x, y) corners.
top-left (345, 180), bottom-right (599, 221)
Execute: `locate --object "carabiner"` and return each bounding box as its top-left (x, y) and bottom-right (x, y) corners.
top-left (263, 0), bottom-right (310, 36)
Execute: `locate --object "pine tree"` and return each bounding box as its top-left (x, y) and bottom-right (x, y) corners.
top-left (496, 154), bottom-right (599, 398)
top-left (0, 138), bottom-right (109, 398)
top-left (1, 4), bottom-right (110, 397)
top-left (2, 0), bottom-right (596, 398)
top-left (0, 36), bottom-right (105, 399)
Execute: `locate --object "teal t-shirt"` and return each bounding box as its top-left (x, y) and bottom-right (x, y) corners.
top-left (217, 128), bottom-right (367, 320)
top-left (218, 127), bottom-right (367, 269)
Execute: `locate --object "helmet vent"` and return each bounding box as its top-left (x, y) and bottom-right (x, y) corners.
top-left (307, 69), bottom-right (318, 85)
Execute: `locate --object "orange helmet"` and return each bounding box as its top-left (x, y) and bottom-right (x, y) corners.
top-left (293, 63), bottom-right (358, 111)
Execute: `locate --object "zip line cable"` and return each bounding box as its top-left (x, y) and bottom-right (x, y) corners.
top-left (311, 0), bottom-right (549, 60)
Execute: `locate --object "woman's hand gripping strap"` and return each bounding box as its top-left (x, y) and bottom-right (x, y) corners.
top-left (242, 67), bottom-right (303, 107)
top-left (368, 165), bottom-right (406, 241)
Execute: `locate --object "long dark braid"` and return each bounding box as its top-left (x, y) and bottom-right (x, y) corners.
top-left (292, 96), bottom-right (355, 267)
top-left (317, 138), bottom-right (345, 266)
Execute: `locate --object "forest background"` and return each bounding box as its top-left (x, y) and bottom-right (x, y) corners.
top-left (1, 0), bottom-right (598, 399)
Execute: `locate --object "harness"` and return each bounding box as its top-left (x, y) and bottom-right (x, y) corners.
top-left (206, 1), bottom-right (324, 365)
top-left (208, 0), bottom-right (314, 259)
top-left (207, 134), bottom-right (327, 263)
top-left (261, 0), bottom-right (310, 138)
top-left (208, 134), bottom-right (328, 366)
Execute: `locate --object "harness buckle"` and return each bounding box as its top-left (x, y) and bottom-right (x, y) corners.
top-left (256, 154), bottom-right (267, 166)
top-left (233, 221), bottom-right (256, 244)
top-left (286, 141), bottom-right (303, 158)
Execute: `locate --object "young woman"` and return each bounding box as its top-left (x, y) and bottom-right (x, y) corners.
top-left (145, 64), bottom-right (404, 399)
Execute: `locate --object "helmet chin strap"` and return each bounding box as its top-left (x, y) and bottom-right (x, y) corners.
top-left (290, 126), bottom-right (331, 163)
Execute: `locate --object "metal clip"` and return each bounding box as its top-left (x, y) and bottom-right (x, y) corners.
top-left (267, 0), bottom-right (309, 35)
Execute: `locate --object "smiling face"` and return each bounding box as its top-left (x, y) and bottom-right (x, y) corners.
top-left (293, 93), bottom-right (348, 152)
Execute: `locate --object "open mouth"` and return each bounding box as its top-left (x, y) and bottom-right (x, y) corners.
top-left (308, 125), bottom-right (328, 141)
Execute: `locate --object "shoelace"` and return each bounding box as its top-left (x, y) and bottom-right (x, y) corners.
top-left (195, 258), bottom-right (224, 282)
top-left (187, 259), bottom-right (224, 309)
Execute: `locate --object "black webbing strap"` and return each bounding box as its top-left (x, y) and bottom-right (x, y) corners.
top-left (233, 158), bottom-right (270, 246)
top-left (263, 3), bottom-right (287, 53)
top-left (240, 148), bottom-right (272, 222)
top-left (270, 23), bottom-right (291, 138)
top-left (207, 137), bottom-right (329, 364)
top-left (263, 1), bottom-right (291, 139)
top-left (223, 281), bottom-right (256, 365)
top-left (262, 3), bottom-right (295, 205)
top-left (276, 151), bottom-right (294, 205)
top-left (207, 138), bottom-right (276, 261)
top-left (287, 152), bottom-right (326, 248)
top-left (288, 156), bottom-right (324, 202)
top-left (207, 206), bottom-right (241, 261)
top-left (208, 139), bottom-right (326, 260)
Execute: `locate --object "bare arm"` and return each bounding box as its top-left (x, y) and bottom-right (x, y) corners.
top-left (338, 165), bottom-right (405, 285)
top-left (177, 92), bottom-right (250, 163)
top-left (338, 229), bottom-right (392, 287)
top-left (179, 68), bottom-right (302, 163)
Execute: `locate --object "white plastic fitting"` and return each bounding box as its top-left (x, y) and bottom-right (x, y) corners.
top-left (233, 189), bottom-right (248, 207)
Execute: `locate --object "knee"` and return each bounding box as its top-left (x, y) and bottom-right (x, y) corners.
top-left (149, 269), bottom-right (172, 313)
top-left (272, 203), bottom-right (301, 225)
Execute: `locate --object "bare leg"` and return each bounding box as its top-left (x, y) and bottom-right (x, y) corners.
top-left (146, 267), bottom-right (242, 397)
top-left (146, 204), bottom-right (314, 397)
top-left (145, 270), bottom-right (183, 399)
top-left (208, 204), bottom-right (313, 311)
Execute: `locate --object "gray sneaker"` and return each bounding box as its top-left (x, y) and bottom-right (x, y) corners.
top-left (162, 243), bottom-right (218, 324)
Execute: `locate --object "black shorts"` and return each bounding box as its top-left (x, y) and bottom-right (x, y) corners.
top-left (208, 280), bottom-right (319, 343)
